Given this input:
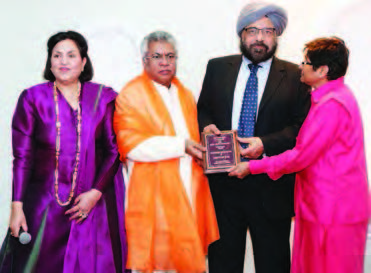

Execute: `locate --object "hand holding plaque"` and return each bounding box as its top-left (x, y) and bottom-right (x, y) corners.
top-left (201, 130), bottom-right (240, 174)
top-left (185, 139), bottom-right (205, 160)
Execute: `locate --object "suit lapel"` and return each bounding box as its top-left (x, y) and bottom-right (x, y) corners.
top-left (257, 57), bottom-right (285, 118)
top-left (225, 56), bottom-right (243, 128)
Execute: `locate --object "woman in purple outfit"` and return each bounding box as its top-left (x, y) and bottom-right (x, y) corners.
top-left (0, 31), bottom-right (127, 272)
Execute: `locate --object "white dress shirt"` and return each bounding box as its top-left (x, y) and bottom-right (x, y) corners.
top-left (231, 56), bottom-right (273, 130)
top-left (126, 81), bottom-right (193, 206)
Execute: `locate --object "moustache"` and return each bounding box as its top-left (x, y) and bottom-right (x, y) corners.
top-left (250, 43), bottom-right (269, 52)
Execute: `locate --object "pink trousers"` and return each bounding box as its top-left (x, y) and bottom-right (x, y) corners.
top-left (291, 218), bottom-right (368, 273)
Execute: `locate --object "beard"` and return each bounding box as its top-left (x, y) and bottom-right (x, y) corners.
top-left (240, 39), bottom-right (277, 64)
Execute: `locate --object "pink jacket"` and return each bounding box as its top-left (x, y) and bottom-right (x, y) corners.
top-left (250, 77), bottom-right (369, 224)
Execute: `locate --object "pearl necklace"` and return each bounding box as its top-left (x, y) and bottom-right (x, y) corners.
top-left (53, 81), bottom-right (82, 206)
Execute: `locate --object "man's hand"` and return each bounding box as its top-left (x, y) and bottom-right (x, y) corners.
top-left (228, 162), bottom-right (251, 179)
top-left (203, 124), bottom-right (221, 135)
top-left (238, 137), bottom-right (264, 159)
top-left (185, 139), bottom-right (206, 160)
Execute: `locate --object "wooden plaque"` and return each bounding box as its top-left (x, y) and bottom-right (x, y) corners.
top-left (201, 130), bottom-right (240, 174)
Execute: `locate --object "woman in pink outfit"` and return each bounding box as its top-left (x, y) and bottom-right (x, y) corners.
top-left (228, 37), bottom-right (369, 273)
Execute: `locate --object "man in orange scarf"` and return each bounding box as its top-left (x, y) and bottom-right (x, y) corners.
top-left (113, 31), bottom-right (219, 273)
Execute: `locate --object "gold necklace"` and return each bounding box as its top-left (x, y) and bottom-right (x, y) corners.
top-left (53, 82), bottom-right (82, 206)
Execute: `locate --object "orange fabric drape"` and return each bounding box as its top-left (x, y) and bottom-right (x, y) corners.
top-left (113, 72), bottom-right (219, 273)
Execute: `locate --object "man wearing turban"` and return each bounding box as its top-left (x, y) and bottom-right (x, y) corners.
top-left (197, 2), bottom-right (311, 273)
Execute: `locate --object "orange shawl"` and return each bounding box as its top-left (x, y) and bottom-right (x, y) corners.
top-left (113, 72), bottom-right (219, 273)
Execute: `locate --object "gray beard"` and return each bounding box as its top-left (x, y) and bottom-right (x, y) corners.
top-left (240, 40), bottom-right (277, 64)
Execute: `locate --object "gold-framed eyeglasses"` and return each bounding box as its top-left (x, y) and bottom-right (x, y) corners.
top-left (145, 53), bottom-right (177, 63)
top-left (243, 27), bottom-right (276, 37)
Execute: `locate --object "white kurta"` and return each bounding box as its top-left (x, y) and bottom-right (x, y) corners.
top-left (126, 81), bottom-right (194, 207)
top-left (127, 81), bottom-right (195, 273)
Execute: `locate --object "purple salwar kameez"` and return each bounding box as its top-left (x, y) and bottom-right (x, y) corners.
top-left (1, 81), bottom-right (127, 273)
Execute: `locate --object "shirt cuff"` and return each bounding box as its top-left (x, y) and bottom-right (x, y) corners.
top-left (128, 136), bottom-right (186, 162)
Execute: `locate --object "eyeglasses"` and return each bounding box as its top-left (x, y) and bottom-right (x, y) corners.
top-left (145, 53), bottom-right (177, 63)
top-left (243, 27), bottom-right (276, 37)
top-left (301, 61), bottom-right (313, 65)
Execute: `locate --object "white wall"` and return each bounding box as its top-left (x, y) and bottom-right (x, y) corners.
top-left (1, 0), bottom-right (370, 272)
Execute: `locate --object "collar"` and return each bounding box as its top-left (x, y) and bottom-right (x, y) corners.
top-left (152, 80), bottom-right (176, 93)
top-left (311, 77), bottom-right (345, 103)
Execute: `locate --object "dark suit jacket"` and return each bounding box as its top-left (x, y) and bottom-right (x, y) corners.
top-left (197, 55), bottom-right (311, 219)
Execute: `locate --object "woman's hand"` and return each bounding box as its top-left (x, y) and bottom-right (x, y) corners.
top-left (65, 189), bottom-right (102, 223)
top-left (228, 162), bottom-right (251, 179)
top-left (9, 201), bottom-right (28, 237)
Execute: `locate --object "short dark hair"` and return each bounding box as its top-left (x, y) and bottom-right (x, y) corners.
top-left (304, 37), bottom-right (349, 81)
top-left (43, 31), bottom-right (93, 82)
